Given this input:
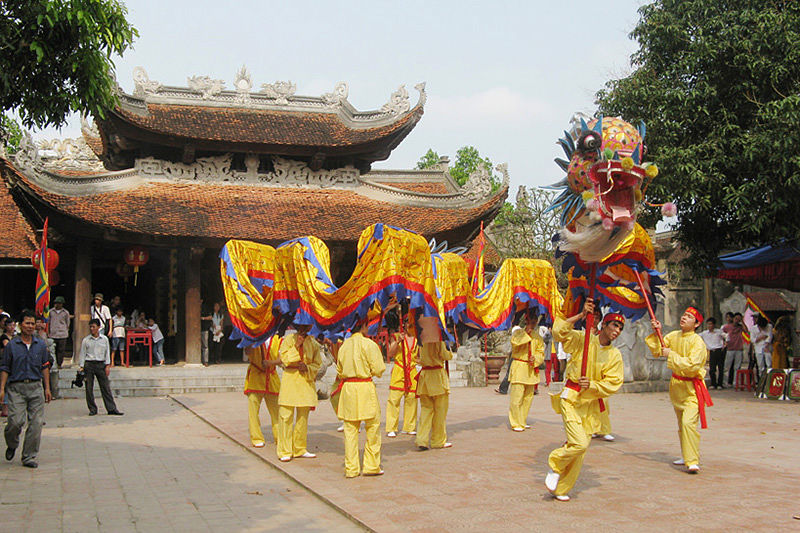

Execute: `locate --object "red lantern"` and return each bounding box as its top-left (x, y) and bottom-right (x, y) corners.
top-left (123, 246), bottom-right (150, 286)
top-left (49, 269), bottom-right (60, 286)
top-left (31, 249), bottom-right (59, 271)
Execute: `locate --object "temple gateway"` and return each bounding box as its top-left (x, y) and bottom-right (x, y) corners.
top-left (0, 68), bottom-right (508, 363)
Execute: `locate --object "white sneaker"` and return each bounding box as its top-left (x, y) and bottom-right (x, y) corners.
top-left (387, 431), bottom-right (397, 438)
top-left (336, 425), bottom-right (344, 432)
top-left (297, 452), bottom-right (316, 459)
top-left (602, 434), bottom-right (615, 442)
top-left (442, 442), bottom-right (453, 448)
top-left (672, 458), bottom-right (685, 465)
top-left (554, 494), bottom-right (570, 502)
top-left (279, 456), bottom-right (292, 462)
top-left (524, 425), bottom-right (531, 429)
top-left (687, 464), bottom-right (700, 473)
top-left (545, 470), bottom-right (560, 493)
top-left (512, 427), bottom-right (525, 432)
top-left (591, 433), bottom-right (599, 438)
top-left (408, 431), bottom-right (417, 435)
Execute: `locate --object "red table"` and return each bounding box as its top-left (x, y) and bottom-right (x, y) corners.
top-left (125, 328), bottom-right (153, 367)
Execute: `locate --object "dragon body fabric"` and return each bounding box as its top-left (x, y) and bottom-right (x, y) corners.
top-left (547, 115), bottom-right (666, 319)
top-left (220, 224), bottom-right (563, 347)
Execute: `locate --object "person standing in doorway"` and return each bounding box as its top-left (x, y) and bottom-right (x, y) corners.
top-left (110, 308), bottom-right (127, 366)
top-left (77, 319), bottom-right (123, 416)
top-left (210, 302), bottom-right (225, 364)
top-left (90, 294), bottom-right (112, 337)
top-left (147, 317), bottom-right (165, 366)
top-left (48, 296), bottom-right (71, 369)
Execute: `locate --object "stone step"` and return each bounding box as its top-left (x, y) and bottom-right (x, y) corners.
top-left (59, 384), bottom-right (242, 398)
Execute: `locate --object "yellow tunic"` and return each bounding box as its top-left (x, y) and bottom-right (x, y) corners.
top-left (389, 332), bottom-right (419, 392)
top-left (244, 335), bottom-right (281, 395)
top-left (277, 333), bottom-right (322, 408)
top-left (509, 327), bottom-right (545, 385)
top-left (548, 317), bottom-right (624, 496)
top-left (336, 332), bottom-right (386, 421)
top-left (646, 329), bottom-right (708, 467)
top-left (416, 341), bottom-right (452, 397)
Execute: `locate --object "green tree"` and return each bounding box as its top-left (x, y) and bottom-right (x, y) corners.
top-left (417, 145), bottom-right (501, 189)
top-left (596, 0), bottom-right (800, 272)
top-left (0, 114), bottom-right (22, 154)
top-left (0, 0), bottom-right (138, 131)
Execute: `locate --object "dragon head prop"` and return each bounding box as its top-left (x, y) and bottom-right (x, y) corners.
top-left (547, 115), bottom-right (658, 263)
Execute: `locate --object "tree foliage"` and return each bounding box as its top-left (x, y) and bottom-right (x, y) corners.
top-left (596, 0), bottom-right (800, 272)
top-left (0, 114), bottom-right (22, 154)
top-left (417, 145), bottom-right (501, 189)
top-left (0, 0), bottom-right (138, 130)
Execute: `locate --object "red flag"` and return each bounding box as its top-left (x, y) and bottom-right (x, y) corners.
top-left (34, 218), bottom-right (50, 319)
top-left (471, 222), bottom-right (485, 295)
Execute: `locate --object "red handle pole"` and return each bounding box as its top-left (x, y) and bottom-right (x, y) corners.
top-left (580, 263), bottom-right (597, 379)
top-left (633, 269), bottom-right (665, 347)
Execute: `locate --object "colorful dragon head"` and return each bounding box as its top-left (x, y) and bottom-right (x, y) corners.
top-left (547, 114), bottom-right (658, 263)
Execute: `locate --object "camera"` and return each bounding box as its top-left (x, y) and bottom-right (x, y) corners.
top-left (71, 370), bottom-right (85, 388)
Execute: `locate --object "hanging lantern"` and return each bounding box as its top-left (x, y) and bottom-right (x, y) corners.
top-left (31, 248), bottom-right (59, 271)
top-left (49, 269), bottom-right (60, 286)
top-left (123, 246), bottom-right (150, 286)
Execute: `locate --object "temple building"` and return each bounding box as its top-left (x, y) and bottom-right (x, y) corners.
top-left (0, 68), bottom-right (508, 363)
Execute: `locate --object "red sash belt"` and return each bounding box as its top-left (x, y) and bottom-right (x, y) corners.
top-left (421, 365), bottom-right (443, 370)
top-left (332, 377), bottom-right (373, 397)
top-left (671, 373), bottom-right (713, 429)
top-left (565, 379), bottom-right (606, 412)
top-left (513, 357), bottom-right (536, 365)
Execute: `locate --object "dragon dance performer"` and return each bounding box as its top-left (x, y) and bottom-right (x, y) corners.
top-left (647, 307), bottom-right (712, 474)
top-left (243, 335), bottom-right (282, 448)
top-left (385, 317), bottom-right (419, 438)
top-left (588, 307), bottom-right (615, 442)
top-left (415, 340), bottom-right (453, 450)
top-left (276, 324), bottom-right (322, 462)
top-left (336, 317), bottom-right (387, 477)
top-left (546, 299), bottom-right (624, 501)
top-left (508, 317), bottom-right (545, 432)
top-left (324, 337), bottom-right (345, 433)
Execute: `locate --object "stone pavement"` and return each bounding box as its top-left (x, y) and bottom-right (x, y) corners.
top-left (174, 387), bottom-right (800, 533)
top-left (0, 397), bottom-right (361, 532)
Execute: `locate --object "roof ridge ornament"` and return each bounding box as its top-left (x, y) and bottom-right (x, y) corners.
top-left (188, 75), bottom-right (226, 99)
top-left (461, 162), bottom-right (507, 202)
top-left (414, 82), bottom-right (427, 108)
top-left (322, 82), bottom-right (349, 107)
top-left (381, 85), bottom-right (410, 115)
top-left (132, 67), bottom-right (161, 97)
top-left (260, 80), bottom-right (297, 105)
top-left (234, 66), bottom-right (253, 104)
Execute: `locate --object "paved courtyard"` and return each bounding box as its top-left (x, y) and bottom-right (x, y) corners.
top-left (1, 386), bottom-right (798, 532)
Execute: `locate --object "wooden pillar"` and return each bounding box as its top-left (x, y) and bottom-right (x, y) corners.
top-left (73, 246), bottom-right (92, 359)
top-left (704, 277), bottom-right (713, 323)
top-left (184, 247), bottom-right (203, 365)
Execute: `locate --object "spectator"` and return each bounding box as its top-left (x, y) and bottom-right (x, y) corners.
top-left (722, 312), bottom-right (746, 386)
top-left (77, 319), bottom-right (123, 416)
top-left (699, 317), bottom-right (727, 389)
top-left (34, 316), bottom-right (56, 369)
top-left (0, 304), bottom-right (10, 321)
top-left (750, 315), bottom-right (773, 381)
top-left (772, 316), bottom-right (793, 369)
top-left (48, 296), bottom-right (71, 368)
top-left (109, 295), bottom-right (122, 315)
top-left (134, 310), bottom-right (147, 329)
top-left (210, 302), bottom-right (225, 364)
top-left (148, 317), bottom-right (165, 366)
top-left (90, 293), bottom-right (112, 337)
top-left (129, 307), bottom-right (142, 328)
top-left (0, 309), bottom-right (52, 467)
top-left (110, 308), bottom-right (127, 366)
top-left (0, 316), bottom-right (14, 349)
top-left (200, 301), bottom-right (212, 367)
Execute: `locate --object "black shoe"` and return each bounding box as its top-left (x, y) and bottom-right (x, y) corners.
top-left (5, 447), bottom-right (15, 461)
top-left (22, 461), bottom-right (38, 468)
top-left (88, 412), bottom-right (97, 416)
top-left (108, 410), bottom-right (124, 416)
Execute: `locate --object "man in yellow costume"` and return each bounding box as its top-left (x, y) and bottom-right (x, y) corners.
top-left (647, 307), bottom-right (712, 474)
top-left (415, 337), bottom-right (453, 450)
top-left (277, 324), bottom-right (322, 462)
top-left (588, 307), bottom-right (615, 442)
top-left (385, 317), bottom-right (419, 438)
top-left (336, 316), bottom-right (386, 477)
top-left (545, 299), bottom-right (624, 501)
top-left (508, 316), bottom-right (544, 432)
top-left (244, 335), bottom-right (282, 448)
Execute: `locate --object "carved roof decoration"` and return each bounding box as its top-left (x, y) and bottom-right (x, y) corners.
top-left (94, 67), bottom-right (427, 171)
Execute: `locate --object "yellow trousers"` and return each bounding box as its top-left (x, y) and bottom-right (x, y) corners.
top-left (343, 415), bottom-right (382, 478)
top-left (670, 381), bottom-right (700, 467)
top-left (247, 393), bottom-right (279, 446)
top-left (385, 389), bottom-right (417, 433)
top-left (277, 405), bottom-right (311, 458)
top-left (599, 401), bottom-right (611, 435)
top-left (508, 383), bottom-right (535, 430)
top-left (416, 394), bottom-right (449, 448)
top-left (331, 390), bottom-right (341, 420)
top-left (548, 399), bottom-right (591, 496)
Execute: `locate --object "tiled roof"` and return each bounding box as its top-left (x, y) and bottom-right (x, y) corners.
top-left (3, 160), bottom-right (506, 244)
top-left (0, 170), bottom-right (38, 259)
top-left (745, 291), bottom-right (795, 312)
top-left (376, 181), bottom-right (449, 194)
top-left (462, 233), bottom-right (502, 266)
top-left (106, 102), bottom-right (423, 150)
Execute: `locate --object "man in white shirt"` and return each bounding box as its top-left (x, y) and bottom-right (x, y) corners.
top-left (750, 315), bottom-right (773, 381)
top-left (78, 319), bottom-right (123, 416)
top-left (699, 317), bottom-right (727, 390)
top-left (90, 293), bottom-right (112, 337)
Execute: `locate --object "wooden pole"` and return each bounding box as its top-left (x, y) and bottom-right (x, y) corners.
top-left (633, 269), bottom-right (665, 347)
top-left (580, 264), bottom-right (597, 379)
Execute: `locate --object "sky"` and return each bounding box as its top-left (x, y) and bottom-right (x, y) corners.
top-left (38, 0), bottom-right (648, 195)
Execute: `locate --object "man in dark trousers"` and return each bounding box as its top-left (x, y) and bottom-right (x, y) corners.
top-left (77, 319), bottom-right (123, 416)
top-left (0, 309), bottom-right (52, 468)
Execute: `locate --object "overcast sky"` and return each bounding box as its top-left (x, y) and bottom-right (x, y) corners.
top-left (39, 0), bottom-right (647, 194)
